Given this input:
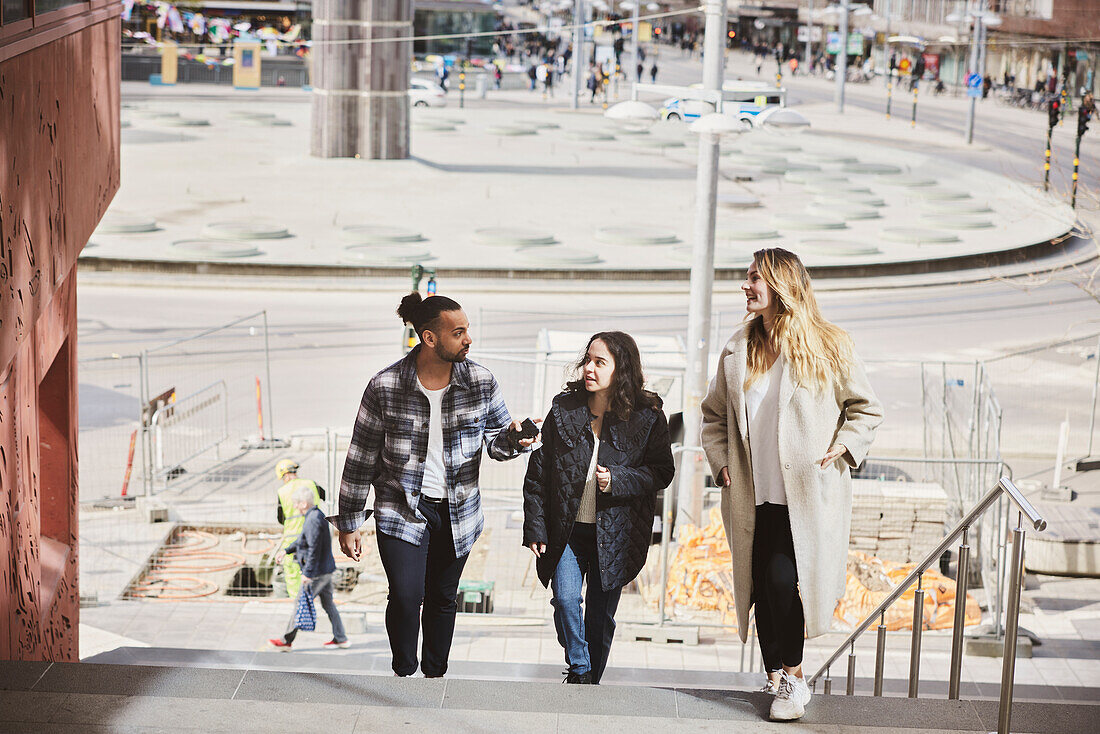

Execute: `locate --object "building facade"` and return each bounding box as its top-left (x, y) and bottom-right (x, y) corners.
top-left (0, 0), bottom-right (120, 661)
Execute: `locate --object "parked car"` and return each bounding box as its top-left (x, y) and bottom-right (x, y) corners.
top-left (410, 78), bottom-right (447, 108)
top-left (660, 81), bottom-right (785, 122)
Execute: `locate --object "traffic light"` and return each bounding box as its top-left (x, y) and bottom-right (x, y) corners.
top-left (1079, 105), bottom-right (1091, 138)
top-left (1048, 98), bottom-right (1060, 129)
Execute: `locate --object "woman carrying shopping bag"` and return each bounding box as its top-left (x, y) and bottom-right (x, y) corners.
top-left (523, 332), bottom-right (675, 684)
top-left (701, 248), bottom-right (883, 721)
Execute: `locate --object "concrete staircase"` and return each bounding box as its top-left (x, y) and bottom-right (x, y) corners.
top-left (2, 658), bottom-right (1097, 733)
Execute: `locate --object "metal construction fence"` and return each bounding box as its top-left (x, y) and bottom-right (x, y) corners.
top-left (981, 331), bottom-right (1100, 461)
top-left (78, 311), bottom-right (276, 503)
top-left (74, 318), bottom-right (1097, 660)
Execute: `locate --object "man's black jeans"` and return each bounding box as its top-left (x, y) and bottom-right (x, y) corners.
top-left (376, 497), bottom-right (469, 677)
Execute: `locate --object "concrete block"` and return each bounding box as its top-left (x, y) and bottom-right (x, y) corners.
top-left (342, 610), bottom-right (368, 634)
top-left (966, 632), bottom-right (1034, 658)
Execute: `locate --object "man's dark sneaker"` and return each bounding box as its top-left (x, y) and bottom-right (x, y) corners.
top-left (564, 670), bottom-right (593, 684)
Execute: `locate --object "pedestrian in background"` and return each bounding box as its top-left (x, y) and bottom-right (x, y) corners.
top-left (269, 484), bottom-right (348, 650)
top-left (523, 332), bottom-right (675, 684)
top-left (331, 293), bottom-right (539, 678)
top-left (701, 248), bottom-right (883, 721)
top-left (649, 62), bottom-right (658, 83)
top-left (273, 459), bottom-right (325, 599)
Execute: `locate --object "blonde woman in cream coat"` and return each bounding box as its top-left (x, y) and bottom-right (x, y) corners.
top-left (701, 248), bottom-right (883, 722)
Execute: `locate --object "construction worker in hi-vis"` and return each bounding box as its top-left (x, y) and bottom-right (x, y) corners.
top-left (275, 459), bottom-right (325, 597)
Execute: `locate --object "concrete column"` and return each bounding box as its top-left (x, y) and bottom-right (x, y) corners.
top-left (310, 0), bottom-right (412, 159)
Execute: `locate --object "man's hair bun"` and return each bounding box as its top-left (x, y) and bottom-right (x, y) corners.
top-left (397, 292), bottom-right (424, 324)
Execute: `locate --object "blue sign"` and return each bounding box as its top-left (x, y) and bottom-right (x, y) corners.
top-left (967, 73), bottom-right (982, 97)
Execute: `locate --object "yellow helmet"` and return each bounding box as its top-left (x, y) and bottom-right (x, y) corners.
top-left (275, 459), bottom-right (300, 479)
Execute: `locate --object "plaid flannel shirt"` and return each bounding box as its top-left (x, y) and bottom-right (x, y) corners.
top-left (331, 346), bottom-right (524, 557)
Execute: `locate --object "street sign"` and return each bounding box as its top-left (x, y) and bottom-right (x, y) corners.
top-left (827, 32), bottom-right (864, 55)
top-left (967, 73), bottom-right (982, 98)
top-left (797, 26), bottom-right (823, 43)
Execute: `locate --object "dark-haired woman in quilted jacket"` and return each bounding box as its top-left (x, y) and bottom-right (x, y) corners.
top-left (523, 331), bottom-right (675, 684)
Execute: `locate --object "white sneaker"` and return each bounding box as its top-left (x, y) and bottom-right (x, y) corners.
top-left (769, 671), bottom-right (811, 721)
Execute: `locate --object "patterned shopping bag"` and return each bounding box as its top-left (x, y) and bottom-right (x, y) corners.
top-left (293, 585), bottom-right (316, 632)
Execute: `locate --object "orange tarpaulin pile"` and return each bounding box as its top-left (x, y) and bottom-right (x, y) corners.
top-left (664, 509), bottom-right (981, 632)
top-left (837, 552), bottom-right (982, 631)
top-left (664, 507), bottom-right (740, 630)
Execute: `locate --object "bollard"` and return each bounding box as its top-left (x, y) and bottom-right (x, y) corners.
top-left (776, 70), bottom-right (782, 89)
top-left (911, 82), bottom-right (918, 127)
top-left (886, 79), bottom-right (893, 120)
top-left (1072, 134), bottom-right (1081, 208)
top-left (459, 69), bottom-right (466, 109)
top-left (1072, 103), bottom-right (1090, 208)
top-left (1044, 126), bottom-right (1053, 191)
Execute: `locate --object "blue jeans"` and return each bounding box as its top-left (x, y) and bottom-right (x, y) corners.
top-left (550, 523), bottom-right (623, 683)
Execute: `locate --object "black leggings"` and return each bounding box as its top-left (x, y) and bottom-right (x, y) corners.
top-left (752, 502), bottom-right (805, 671)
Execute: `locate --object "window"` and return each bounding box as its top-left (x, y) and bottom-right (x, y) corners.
top-left (2, 0), bottom-right (31, 24)
top-left (34, 0), bottom-right (83, 14)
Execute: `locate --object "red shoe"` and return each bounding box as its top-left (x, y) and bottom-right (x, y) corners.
top-left (323, 639), bottom-right (351, 649)
top-left (268, 638), bottom-right (292, 650)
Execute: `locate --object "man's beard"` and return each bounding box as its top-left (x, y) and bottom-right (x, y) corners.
top-left (434, 342), bottom-right (468, 363)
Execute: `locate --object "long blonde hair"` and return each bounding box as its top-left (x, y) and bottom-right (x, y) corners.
top-left (745, 248), bottom-right (853, 392)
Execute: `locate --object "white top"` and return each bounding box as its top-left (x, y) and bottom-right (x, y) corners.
top-left (745, 354), bottom-right (786, 506)
top-left (576, 431), bottom-right (601, 524)
top-left (417, 378), bottom-right (448, 500)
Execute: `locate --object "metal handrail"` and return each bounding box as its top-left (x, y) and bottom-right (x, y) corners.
top-left (807, 477), bottom-right (1045, 734)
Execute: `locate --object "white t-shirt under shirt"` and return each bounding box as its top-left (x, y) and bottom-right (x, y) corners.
top-left (745, 354), bottom-right (786, 506)
top-left (417, 378), bottom-right (448, 500)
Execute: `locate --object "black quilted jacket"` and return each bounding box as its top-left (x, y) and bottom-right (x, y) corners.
top-left (522, 390), bottom-right (675, 592)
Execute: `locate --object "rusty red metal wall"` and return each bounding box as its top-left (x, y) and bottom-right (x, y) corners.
top-left (0, 12), bottom-right (120, 662)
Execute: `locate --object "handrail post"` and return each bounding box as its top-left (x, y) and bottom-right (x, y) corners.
top-left (908, 572), bottom-right (924, 698)
top-left (846, 643), bottom-right (857, 695)
top-left (949, 527), bottom-right (971, 700)
top-left (874, 615), bottom-right (887, 696)
top-left (998, 517), bottom-right (1027, 734)
top-left (823, 668), bottom-right (832, 695)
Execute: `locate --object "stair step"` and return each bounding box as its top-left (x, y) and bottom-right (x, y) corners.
top-left (1, 660), bottom-right (1097, 733)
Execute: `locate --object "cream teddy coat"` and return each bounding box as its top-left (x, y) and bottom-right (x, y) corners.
top-left (701, 324), bottom-right (884, 641)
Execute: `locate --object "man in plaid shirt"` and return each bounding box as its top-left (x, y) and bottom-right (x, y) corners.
top-left (330, 293), bottom-right (537, 678)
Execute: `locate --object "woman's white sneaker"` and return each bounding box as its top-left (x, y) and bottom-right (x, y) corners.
top-left (760, 675), bottom-right (779, 695)
top-left (769, 671), bottom-right (811, 721)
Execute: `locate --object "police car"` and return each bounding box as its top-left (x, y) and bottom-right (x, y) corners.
top-left (660, 81), bottom-right (786, 122)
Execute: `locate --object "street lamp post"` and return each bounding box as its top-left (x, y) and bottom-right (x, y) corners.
top-left (677, 0), bottom-right (729, 528)
top-left (630, 1), bottom-right (641, 83)
top-left (836, 0), bottom-right (849, 112)
top-left (956, 2), bottom-right (1000, 144)
top-left (572, 0), bottom-right (585, 109)
top-left (804, 0), bottom-right (814, 74)
top-left (882, 0), bottom-right (891, 87)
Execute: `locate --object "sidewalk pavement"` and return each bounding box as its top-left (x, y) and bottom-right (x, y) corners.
top-left (87, 57), bottom-right (1086, 281)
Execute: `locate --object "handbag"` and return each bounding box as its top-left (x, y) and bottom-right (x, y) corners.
top-left (293, 585), bottom-right (316, 632)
